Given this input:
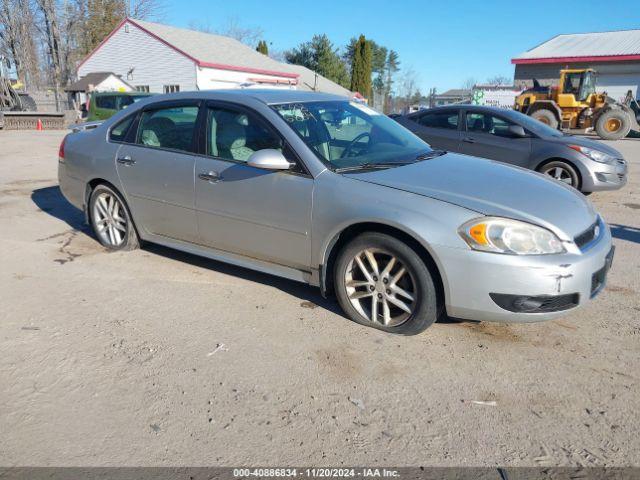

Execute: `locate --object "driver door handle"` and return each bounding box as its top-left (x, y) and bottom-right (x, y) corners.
top-left (198, 171), bottom-right (220, 183)
top-left (462, 137), bottom-right (475, 144)
top-left (117, 155), bottom-right (136, 166)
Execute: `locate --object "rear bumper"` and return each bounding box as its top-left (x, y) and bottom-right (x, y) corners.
top-left (58, 161), bottom-right (85, 210)
top-left (436, 222), bottom-right (613, 322)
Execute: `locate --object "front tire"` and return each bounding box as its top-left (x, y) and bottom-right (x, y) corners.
top-left (539, 160), bottom-right (580, 190)
top-left (89, 184), bottom-right (139, 251)
top-left (334, 232), bottom-right (440, 335)
top-left (595, 109), bottom-right (631, 140)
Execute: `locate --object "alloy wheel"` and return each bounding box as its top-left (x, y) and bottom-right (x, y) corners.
top-left (544, 166), bottom-right (574, 185)
top-left (344, 248), bottom-right (417, 327)
top-left (92, 192), bottom-right (128, 247)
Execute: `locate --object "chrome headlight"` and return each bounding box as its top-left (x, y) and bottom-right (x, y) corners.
top-left (459, 217), bottom-right (565, 255)
top-left (569, 145), bottom-right (616, 164)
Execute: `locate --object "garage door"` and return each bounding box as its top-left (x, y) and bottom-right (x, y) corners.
top-left (597, 73), bottom-right (640, 102)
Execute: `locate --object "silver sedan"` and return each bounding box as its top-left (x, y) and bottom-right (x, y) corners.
top-left (58, 90), bottom-right (614, 335)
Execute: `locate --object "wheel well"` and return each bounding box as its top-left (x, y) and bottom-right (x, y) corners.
top-left (322, 222), bottom-right (445, 310)
top-left (535, 158), bottom-right (583, 190)
top-left (84, 178), bottom-right (133, 227)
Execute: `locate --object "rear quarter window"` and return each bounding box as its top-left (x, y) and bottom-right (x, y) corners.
top-left (109, 115), bottom-right (135, 142)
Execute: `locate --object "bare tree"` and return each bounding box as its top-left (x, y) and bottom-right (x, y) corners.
top-left (217, 16), bottom-right (264, 47)
top-left (461, 77), bottom-right (477, 90)
top-left (35, 0), bottom-right (64, 109)
top-left (126, 0), bottom-right (166, 21)
top-left (485, 74), bottom-right (512, 86)
top-left (0, 0), bottom-right (40, 88)
top-left (190, 16), bottom-right (264, 47)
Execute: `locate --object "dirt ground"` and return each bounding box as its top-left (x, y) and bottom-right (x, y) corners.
top-left (1, 130), bottom-right (639, 467)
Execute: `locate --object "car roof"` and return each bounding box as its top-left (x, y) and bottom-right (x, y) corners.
top-left (410, 104), bottom-right (524, 120)
top-left (133, 89), bottom-right (349, 106)
top-left (92, 91), bottom-right (152, 96)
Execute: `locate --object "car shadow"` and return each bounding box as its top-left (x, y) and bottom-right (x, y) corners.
top-left (31, 186), bottom-right (90, 234)
top-left (30, 185), bottom-right (342, 316)
top-left (610, 223), bottom-right (640, 245)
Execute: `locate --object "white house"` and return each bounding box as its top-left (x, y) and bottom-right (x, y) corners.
top-left (65, 71), bottom-right (134, 107)
top-left (77, 18), bottom-right (300, 94)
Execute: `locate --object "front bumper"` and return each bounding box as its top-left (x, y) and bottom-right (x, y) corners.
top-left (580, 157), bottom-right (628, 192)
top-left (436, 222), bottom-right (613, 322)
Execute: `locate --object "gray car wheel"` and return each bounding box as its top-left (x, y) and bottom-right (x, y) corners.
top-left (539, 161), bottom-right (580, 190)
top-left (89, 184), bottom-right (139, 251)
top-left (334, 232), bottom-right (440, 335)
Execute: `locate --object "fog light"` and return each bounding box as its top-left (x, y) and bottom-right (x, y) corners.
top-left (490, 293), bottom-right (579, 313)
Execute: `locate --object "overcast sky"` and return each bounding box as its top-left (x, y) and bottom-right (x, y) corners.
top-left (165, 0), bottom-right (640, 93)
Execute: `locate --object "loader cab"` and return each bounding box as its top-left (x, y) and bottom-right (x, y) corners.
top-left (559, 69), bottom-right (596, 103)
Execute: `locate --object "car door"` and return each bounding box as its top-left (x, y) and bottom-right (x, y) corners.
top-left (194, 102), bottom-right (313, 270)
top-left (115, 100), bottom-right (200, 243)
top-left (398, 109), bottom-right (462, 151)
top-left (460, 110), bottom-right (531, 166)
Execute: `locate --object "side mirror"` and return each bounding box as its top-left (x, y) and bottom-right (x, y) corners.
top-left (247, 149), bottom-right (293, 170)
top-left (508, 125), bottom-right (527, 138)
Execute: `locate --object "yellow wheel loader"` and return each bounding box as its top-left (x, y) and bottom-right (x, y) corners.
top-left (514, 69), bottom-right (640, 140)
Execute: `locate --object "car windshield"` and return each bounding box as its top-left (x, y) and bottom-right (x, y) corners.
top-left (507, 110), bottom-right (564, 138)
top-left (272, 101), bottom-right (432, 170)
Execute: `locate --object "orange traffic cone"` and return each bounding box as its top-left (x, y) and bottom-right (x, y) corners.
top-left (36, 119), bottom-right (43, 131)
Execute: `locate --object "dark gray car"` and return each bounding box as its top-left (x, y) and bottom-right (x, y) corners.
top-left (395, 105), bottom-right (628, 193)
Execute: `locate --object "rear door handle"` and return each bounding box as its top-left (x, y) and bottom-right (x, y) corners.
top-left (117, 155), bottom-right (136, 166)
top-left (198, 171), bottom-right (220, 183)
top-left (462, 137), bottom-right (475, 144)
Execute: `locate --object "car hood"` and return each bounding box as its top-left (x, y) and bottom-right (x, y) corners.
top-left (343, 153), bottom-right (598, 240)
top-left (544, 134), bottom-right (623, 158)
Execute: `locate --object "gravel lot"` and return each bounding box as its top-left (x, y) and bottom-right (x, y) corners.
top-left (1, 130), bottom-right (639, 467)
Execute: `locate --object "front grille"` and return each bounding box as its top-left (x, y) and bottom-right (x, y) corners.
top-left (574, 221), bottom-right (599, 250)
top-left (490, 293), bottom-right (579, 313)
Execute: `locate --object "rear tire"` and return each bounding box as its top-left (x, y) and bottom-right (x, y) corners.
top-left (539, 160), bottom-right (580, 190)
top-left (595, 109), bottom-right (631, 140)
top-left (531, 109), bottom-right (559, 130)
top-left (334, 232), bottom-right (441, 335)
top-left (89, 184), bottom-right (139, 251)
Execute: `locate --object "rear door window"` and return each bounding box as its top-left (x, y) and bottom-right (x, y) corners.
top-left (416, 111), bottom-right (459, 130)
top-left (136, 105), bottom-right (199, 152)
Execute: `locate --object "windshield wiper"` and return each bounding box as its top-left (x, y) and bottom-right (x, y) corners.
top-left (416, 150), bottom-right (446, 160)
top-left (334, 162), bottom-right (414, 173)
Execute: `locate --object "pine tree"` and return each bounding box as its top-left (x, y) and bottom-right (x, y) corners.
top-left (284, 34), bottom-right (349, 88)
top-left (350, 35), bottom-right (372, 100)
top-left (256, 40), bottom-right (269, 55)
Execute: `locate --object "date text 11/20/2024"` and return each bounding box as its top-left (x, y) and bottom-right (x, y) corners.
top-left (233, 468), bottom-right (400, 478)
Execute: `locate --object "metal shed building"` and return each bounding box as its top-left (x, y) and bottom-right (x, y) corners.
top-left (512, 29), bottom-right (640, 103)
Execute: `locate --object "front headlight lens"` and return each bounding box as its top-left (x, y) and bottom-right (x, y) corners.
top-left (569, 145), bottom-right (616, 164)
top-left (459, 217), bottom-right (565, 255)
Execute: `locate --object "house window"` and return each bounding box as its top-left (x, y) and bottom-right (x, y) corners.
top-left (135, 85), bottom-right (150, 92)
top-left (163, 85), bottom-right (180, 93)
